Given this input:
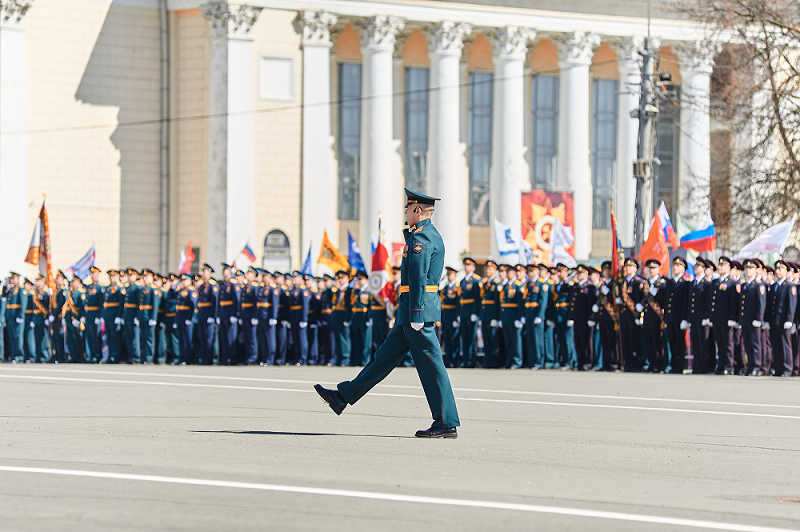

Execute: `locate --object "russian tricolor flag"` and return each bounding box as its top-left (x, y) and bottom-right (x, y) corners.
top-left (241, 243), bottom-right (256, 262)
top-left (679, 213), bottom-right (716, 253)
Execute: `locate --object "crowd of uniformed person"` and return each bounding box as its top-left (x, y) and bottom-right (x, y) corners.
top-left (0, 254), bottom-right (797, 376)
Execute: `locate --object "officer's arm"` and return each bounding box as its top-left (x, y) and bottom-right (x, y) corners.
top-left (787, 287), bottom-right (797, 323)
top-left (153, 289), bottom-right (161, 319)
top-left (407, 236), bottom-right (432, 324)
top-left (756, 285), bottom-right (766, 321)
top-left (302, 291), bottom-right (310, 322)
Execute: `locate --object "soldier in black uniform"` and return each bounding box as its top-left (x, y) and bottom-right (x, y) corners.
top-left (440, 267), bottom-right (460, 368)
top-left (590, 262), bottom-right (618, 371)
top-left (708, 257), bottom-right (737, 375)
top-left (458, 257), bottom-right (481, 368)
top-left (766, 260), bottom-right (796, 376)
top-left (480, 260), bottom-right (501, 368)
top-left (570, 265), bottom-right (595, 371)
top-left (617, 257), bottom-right (644, 371)
top-left (686, 259), bottom-right (710, 374)
top-left (738, 259), bottom-right (767, 376)
top-left (642, 259), bottom-right (668, 373)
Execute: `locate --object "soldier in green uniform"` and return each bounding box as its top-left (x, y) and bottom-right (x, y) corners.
top-left (552, 264), bottom-right (576, 369)
top-left (4, 272), bottom-right (27, 362)
top-left (459, 257), bottom-right (481, 368)
top-left (479, 260), bottom-right (501, 368)
top-left (121, 268), bottom-right (142, 363)
top-left (32, 275), bottom-right (52, 363)
top-left (137, 269), bottom-right (161, 364)
top-left (50, 271), bottom-right (68, 364)
top-left (500, 265), bottom-right (525, 369)
top-left (65, 275), bottom-right (86, 363)
top-left (84, 266), bottom-right (104, 363)
top-left (102, 269), bottom-right (123, 363)
top-left (0, 283), bottom-right (6, 361)
top-left (315, 188), bottom-right (460, 438)
top-left (523, 264), bottom-right (549, 370)
top-left (21, 278), bottom-right (36, 362)
top-left (440, 266), bottom-right (460, 367)
top-left (331, 270), bottom-right (351, 366)
top-left (348, 270), bottom-right (372, 366)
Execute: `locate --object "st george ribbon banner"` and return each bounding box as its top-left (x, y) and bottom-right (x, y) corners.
top-left (521, 191), bottom-right (575, 265)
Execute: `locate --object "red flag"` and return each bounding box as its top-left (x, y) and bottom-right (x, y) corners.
top-left (636, 215), bottom-right (670, 276)
top-left (368, 240), bottom-right (395, 304)
top-left (179, 240), bottom-right (196, 274)
top-left (610, 203), bottom-right (625, 281)
top-left (25, 201), bottom-right (55, 296)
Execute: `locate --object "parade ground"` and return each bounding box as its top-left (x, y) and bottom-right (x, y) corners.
top-left (1, 365), bottom-right (799, 531)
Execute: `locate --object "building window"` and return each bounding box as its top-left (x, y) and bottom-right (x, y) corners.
top-left (531, 75), bottom-right (559, 190)
top-left (654, 85), bottom-right (680, 217)
top-left (468, 71), bottom-right (493, 226)
top-left (591, 79), bottom-right (619, 229)
top-left (404, 67), bottom-right (429, 193)
top-left (337, 63), bottom-right (361, 220)
top-left (258, 56), bottom-right (294, 101)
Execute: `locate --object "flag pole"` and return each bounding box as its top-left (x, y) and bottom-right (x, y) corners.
top-left (611, 202), bottom-right (625, 372)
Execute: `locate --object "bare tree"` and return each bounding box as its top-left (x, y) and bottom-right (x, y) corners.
top-left (673, 0), bottom-right (800, 250)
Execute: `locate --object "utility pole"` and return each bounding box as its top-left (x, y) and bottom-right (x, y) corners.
top-left (632, 0), bottom-right (660, 250)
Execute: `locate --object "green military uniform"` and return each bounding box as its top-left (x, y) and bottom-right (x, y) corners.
top-left (84, 269), bottom-right (105, 363)
top-left (4, 279), bottom-right (27, 362)
top-left (0, 288), bottom-right (6, 360)
top-left (332, 279), bottom-right (351, 366)
top-left (349, 282), bottom-right (372, 366)
top-left (65, 283), bottom-right (86, 363)
top-left (32, 284), bottom-right (52, 363)
top-left (138, 270), bottom-right (162, 364)
top-left (337, 189), bottom-right (459, 431)
top-left (22, 283), bottom-right (36, 361)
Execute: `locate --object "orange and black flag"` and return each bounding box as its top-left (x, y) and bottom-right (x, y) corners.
top-left (318, 230), bottom-right (350, 273)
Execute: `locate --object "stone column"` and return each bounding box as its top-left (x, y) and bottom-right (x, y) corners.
top-left (391, 33), bottom-right (408, 250)
top-left (677, 40), bottom-right (718, 226)
top-left (611, 36), bottom-right (644, 248)
top-left (425, 22), bottom-right (472, 268)
top-left (202, 3), bottom-right (261, 266)
top-left (0, 1), bottom-right (32, 278)
top-left (356, 16), bottom-right (405, 259)
top-left (555, 31), bottom-right (600, 260)
top-left (488, 26), bottom-right (536, 261)
top-left (298, 11), bottom-right (338, 267)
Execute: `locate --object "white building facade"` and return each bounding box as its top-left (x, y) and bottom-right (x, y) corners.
top-left (1, 0), bottom-right (721, 276)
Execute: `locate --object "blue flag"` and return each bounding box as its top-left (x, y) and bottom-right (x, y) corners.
top-left (301, 245), bottom-right (313, 276)
top-left (347, 231), bottom-right (366, 272)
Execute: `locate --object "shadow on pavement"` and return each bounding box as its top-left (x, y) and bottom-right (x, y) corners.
top-left (192, 430), bottom-right (416, 439)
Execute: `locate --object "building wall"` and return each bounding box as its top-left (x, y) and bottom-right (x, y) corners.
top-left (26, 0), bottom-right (161, 273)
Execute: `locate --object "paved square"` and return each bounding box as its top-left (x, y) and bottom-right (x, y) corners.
top-left (1, 365), bottom-right (799, 531)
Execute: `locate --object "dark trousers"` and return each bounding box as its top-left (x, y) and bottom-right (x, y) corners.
top-left (178, 321), bottom-right (194, 364)
top-left (140, 324), bottom-right (156, 363)
top-left (769, 326), bottom-right (792, 376)
top-left (241, 319), bottom-right (258, 364)
top-left (371, 314), bottom-right (388, 355)
top-left (106, 321), bottom-right (122, 363)
top-left (503, 323), bottom-right (522, 368)
top-left (441, 320), bottom-right (460, 367)
top-left (712, 321), bottom-right (733, 373)
top-left (67, 322), bottom-right (85, 363)
top-left (257, 322), bottom-right (276, 365)
top-left (459, 317), bottom-right (477, 368)
top-left (332, 312), bottom-right (350, 366)
top-left (338, 324), bottom-right (460, 430)
top-left (7, 321), bottom-right (23, 361)
top-left (123, 322), bottom-right (140, 363)
top-left (742, 324), bottom-right (763, 374)
top-left (643, 323), bottom-right (664, 372)
top-left (690, 324), bottom-right (708, 374)
top-left (482, 321), bottom-right (500, 368)
top-left (349, 318), bottom-right (371, 366)
top-left (51, 320), bottom-right (66, 363)
top-left (619, 316), bottom-right (640, 371)
top-left (85, 318), bottom-right (103, 362)
top-left (524, 321), bottom-right (544, 369)
top-left (218, 320), bottom-right (238, 365)
top-left (762, 329), bottom-right (772, 374)
top-left (599, 324), bottom-right (618, 370)
top-left (276, 323), bottom-right (289, 365)
top-left (33, 323), bottom-right (51, 362)
top-left (163, 323), bottom-right (180, 364)
top-left (554, 323), bottom-right (575, 368)
top-left (574, 322), bottom-right (592, 369)
top-left (290, 323), bottom-right (309, 365)
top-left (317, 323), bottom-right (334, 365)
top-left (24, 320), bottom-right (35, 361)
top-left (667, 324), bottom-right (686, 373)
top-left (733, 328), bottom-right (745, 374)
top-left (195, 320), bottom-right (215, 365)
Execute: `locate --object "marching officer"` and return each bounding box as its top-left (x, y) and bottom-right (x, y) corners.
top-left (480, 260), bottom-right (501, 368)
top-left (708, 257), bottom-right (737, 375)
top-left (196, 263), bottom-right (219, 365)
top-left (4, 272), bottom-right (26, 362)
top-left (348, 270), bottom-right (371, 366)
top-left (617, 258), bottom-right (644, 371)
top-left (121, 268), bottom-right (142, 364)
top-left (102, 269), bottom-right (123, 363)
top-left (738, 258), bottom-right (767, 376)
top-left (31, 275), bottom-right (52, 363)
top-left (84, 266), bottom-right (104, 363)
top-left (570, 265), bottom-right (595, 371)
top-left (217, 264), bottom-right (241, 365)
top-left (687, 259), bottom-right (710, 374)
top-left (137, 268), bottom-right (161, 364)
top-left (642, 259), bottom-right (668, 373)
top-left (332, 271), bottom-right (351, 366)
top-left (500, 265), bottom-right (525, 369)
top-left (50, 271), bottom-right (68, 364)
top-left (766, 260), bottom-right (796, 376)
top-left (458, 257), bottom-right (481, 368)
top-left (65, 275), bottom-right (86, 363)
top-left (440, 266), bottom-right (460, 367)
top-left (175, 274), bottom-right (197, 365)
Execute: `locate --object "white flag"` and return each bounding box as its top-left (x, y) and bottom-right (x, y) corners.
top-left (734, 219), bottom-right (796, 258)
top-left (493, 218), bottom-right (521, 259)
top-left (549, 219), bottom-right (577, 268)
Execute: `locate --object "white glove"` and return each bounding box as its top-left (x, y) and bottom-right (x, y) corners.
top-left (701, 318), bottom-right (710, 327)
top-left (71, 319), bottom-right (79, 328)
top-left (727, 320), bottom-right (737, 328)
top-left (114, 317), bottom-right (122, 325)
top-left (587, 320), bottom-right (596, 327)
top-left (299, 322), bottom-right (307, 328)
top-left (48, 315), bottom-right (55, 325)
top-left (649, 286), bottom-right (657, 296)
top-left (635, 303), bottom-right (644, 313)
top-left (229, 316), bottom-right (236, 324)
top-left (160, 323), bottom-right (166, 329)
top-left (601, 285), bottom-right (610, 295)
top-left (792, 324), bottom-right (797, 334)
top-left (452, 321), bottom-right (459, 328)
top-left (133, 318), bottom-right (140, 326)
top-left (80, 317), bottom-right (86, 325)
top-left (100, 318), bottom-right (105, 325)
top-left (784, 321), bottom-right (793, 330)
top-left (534, 317), bottom-right (542, 325)
top-left (185, 320), bottom-right (192, 326)
top-left (497, 320), bottom-right (503, 328)
top-left (94, 318), bottom-right (101, 325)
top-left (591, 304), bottom-right (599, 313)
top-left (680, 320), bottom-right (690, 330)
top-left (615, 297), bottom-right (623, 304)
top-left (410, 322), bottom-right (424, 331)
top-left (251, 318), bottom-right (258, 326)
top-left (546, 320), bottom-right (555, 328)
top-left (269, 319), bottom-right (277, 326)
top-left (120, 318), bottom-right (125, 325)
top-left (342, 322), bottom-right (349, 328)
top-left (148, 319), bottom-right (157, 327)
top-left (238, 319), bottom-right (242, 325)
top-left (470, 314), bottom-right (478, 323)
top-left (172, 323), bottom-right (177, 329)
top-left (366, 319), bottom-right (373, 327)
top-left (215, 317), bottom-right (220, 325)
top-left (457, 316), bottom-right (461, 324)
top-left (762, 322), bottom-right (770, 331)
top-left (29, 322), bottom-right (35, 329)
top-left (490, 319), bottom-right (498, 327)
top-left (514, 320), bottom-right (522, 329)
top-left (566, 320), bottom-right (574, 327)
top-left (520, 317), bottom-right (526, 325)
top-left (634, 318), bottom-right (642, 326)
top-left (752, 320), bottom-right (761, 328)
top-left (15, 317), bottom-right (24, 324)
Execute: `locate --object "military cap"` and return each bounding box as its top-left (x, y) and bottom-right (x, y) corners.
top-left (705, 260), bottom-right (717, 271)
top-left (764, 265), bottom-right (775, 274)
top-left (792, 262), bottom-right (800, 272)
top-left (220, 263), bottom-right (232, 269)
top-left (742, 258), bottom-right (757, 268)
top-left (141, 268), bottom-right (154, 276)
top-left (600, 261), bottom-right (612, 270)
top-left (323, 273), bottom-right (334, 281)
top-left (404, 187), bottom-right (440, 207)
top-left (730, 260), bottom-right (743, 270)
top-left (645, 259), bottom-right (661, 268)
top-left (624, 257), bottom-right (640, 268)
top-left (718, 256), bottom-right (732, 267)
top-left (526, 263), bottom-right (538, 270)
top-left (56, 269), bottom-right (67, 278)
top-left (576, 264), bottom-right (589, 273)
top-left (193, 274), bottom-right (202, 281)
top-left (355, 269), bottom-right (368, 279)
top-left (515, 264), bottom-right (526, 271)
top-left (8, 271), bottom-right (20, 277)
top-left (754, 258), bottom-right (765, 268)
top-left (89, 265), bottom-right (101, 273)
top-left (127, 268), bottom-right (139, 276)
top-left (202, 263), bottom-right (214, 272)
top-left (237, 270), bottom-right (246, 277)
top-left (181, 273), bottom-right (192, 280)
top-left (248, 266), bottom-right (258, 274)
top-left (486, 260), bottom-right (498, 268)
top-left (549, 267), bottom-right (558, 274)
top-left (499, 264), bottom-right (511, 271)
top-left (23, 277), bottom-right (33, 285)
top-left (587, 266), bottom-right (600, 275)
top-left (392, 266), bottom-right (401, 272)
top-left (462, 257), bottom-right (476, 266)
top-left (106, 269), bottom-right (117, 275)
top-left (672, 256), bottom-right (688, 268)
top-left (335, 270), bottom-right (348, 277)
top-left (556, 263), bottom-right (569, 271)
top-left (536, 263), bottom-right (548, 269)
top-left (303, 274), bottom-right (313, 281)
top-left (445, 266), bottom-right (458, 273)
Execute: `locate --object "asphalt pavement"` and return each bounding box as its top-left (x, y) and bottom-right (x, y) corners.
top-left (1, 364), bottom-right (799, 531)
